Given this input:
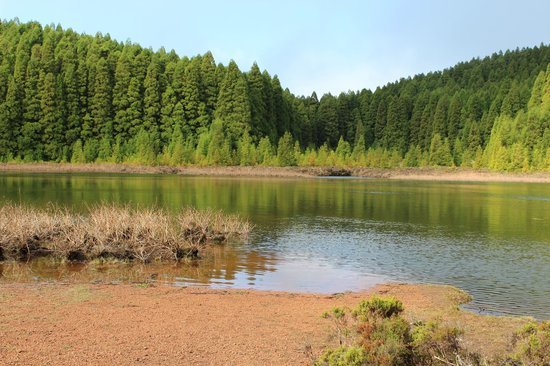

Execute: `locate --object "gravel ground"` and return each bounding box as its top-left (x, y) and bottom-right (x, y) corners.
top-left (0, 283), bottom-right (529, 366)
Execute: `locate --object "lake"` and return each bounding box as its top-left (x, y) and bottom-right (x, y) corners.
top-left (0, 173), bottom-right (548, 319)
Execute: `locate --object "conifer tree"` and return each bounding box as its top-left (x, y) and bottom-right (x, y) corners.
top-left (207, 119), bottom-right (226, 165)
top-left (0, 77), bottom-right (21, 159)
top-left (90, 57), bottom-right (112, 138)
top-left (317, 95), bottom-right (339, 147)
top-left (71, 139), bottom-right (85, 163)
top-left (200, 51), bottom-right (218, 119)
top-left (257, 136), bottom-right (274, 165)
top-left (143, 57), bottom-right (161, 131)
top-left (215, 61), bottom-right (251, 146)
top-left (277, 132), bottom-right (296, 166)
top-left (247, 62), bottom-right (267, 138)
top-left (181, 58), bottom-right (203, 132)
top-left (40, 72), bottom-right (62, 160)
top-left (429, 133), bottom-right (453, 166)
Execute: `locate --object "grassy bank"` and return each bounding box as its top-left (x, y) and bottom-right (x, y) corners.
top-left (0, 203), bottom-right (250, 262)
top-left (1, 162), bottom-right (550, 182)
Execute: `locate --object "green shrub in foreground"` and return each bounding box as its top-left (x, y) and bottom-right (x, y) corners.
top-left (318, 296), bottom-right (482, 366)
top-left (318, 296), bottom-right (549, 366)
top-left (316, 347), bottom-right (367, 366)
top-left (506, 321), bottom-right (549, 366)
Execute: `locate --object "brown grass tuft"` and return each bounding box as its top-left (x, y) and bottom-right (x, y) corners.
top-left (0, 203), bottom-right (251, 263)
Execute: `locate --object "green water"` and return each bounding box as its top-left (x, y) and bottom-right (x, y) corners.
top-left (0, 173), bottom-right (549, 319)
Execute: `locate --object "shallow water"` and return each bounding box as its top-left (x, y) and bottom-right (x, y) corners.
top-left (0, 173), bottom-right (548, 319)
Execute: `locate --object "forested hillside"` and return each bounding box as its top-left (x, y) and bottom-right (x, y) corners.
top-left (0, 19), bottom-right (549, 170)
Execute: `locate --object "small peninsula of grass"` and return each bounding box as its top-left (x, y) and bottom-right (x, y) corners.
top-left (0, 203), bottom-right (250, 263)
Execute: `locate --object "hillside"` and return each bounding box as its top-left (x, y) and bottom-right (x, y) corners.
top-left (0, 19), bottom-right (548, 170)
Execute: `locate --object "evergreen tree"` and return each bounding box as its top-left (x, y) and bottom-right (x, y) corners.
top-left (257, 136), bottom-right (274, 165)
top-left (0, 77), bottom-right (21, 159)
top-left (39, 72), bottom-right (62, 160)
top-left (143, 57), bottom-right (161, 131)
top-left (247, 62), bottom-right (267, 138)
top-left (90, 57), bottom-right (112, 138)
top-left (181, 58), bottom-right (203, 133)
top-left (335, 137), bottom-right (351, 165)
top-left (383, 96), bottom-right (408, 153)
top-left (215, 60), bottom-right (251, 146)
top-left (71, 139), bottom-right (85, 163)
top-left (200, 51), bottom-right (218, 119)
top-left (207, 118), bottom-right (226, 165)
top-left (429, 133), bottom-right (453, 166)
top-left (317, 94), bottom-right (339, 147)
top-left (277, 132), bottom-right (296, 166)
top-left (238, 130), bottom-right (253, 166)
top-left (0, 19), bottom-right (549, 171)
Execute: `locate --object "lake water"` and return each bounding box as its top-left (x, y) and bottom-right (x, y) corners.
top-left (0, 173), bottom-right (548, 319)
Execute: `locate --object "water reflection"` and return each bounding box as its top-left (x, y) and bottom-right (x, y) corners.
top-left (0, 173), bottom-right (549, 319)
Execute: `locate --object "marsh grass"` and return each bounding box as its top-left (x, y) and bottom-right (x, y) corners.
top-left (0, 203), bottom-right (251, 263)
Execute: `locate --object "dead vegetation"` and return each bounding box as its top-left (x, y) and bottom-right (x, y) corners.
top-left (0, 203), bottom-right (251, 263)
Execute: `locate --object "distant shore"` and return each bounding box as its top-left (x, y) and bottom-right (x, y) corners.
top-left (1, 162), bottom-right (549, 183)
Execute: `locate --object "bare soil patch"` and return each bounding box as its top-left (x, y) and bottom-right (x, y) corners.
top-left (0, 283), bottom-right (529, 366)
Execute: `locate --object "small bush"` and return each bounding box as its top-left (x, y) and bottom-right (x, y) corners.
top-left (411, 321), bottom-right (483, 366)
top-left (353, 296), bottom-right (404, 320)
top-left (357, 315), bottom-right (413, 366)
top-left (507, 321), bottom-right (549, 366)
top-left (316, 346), bottom-right (367, 366)
top-left (317, 295), bottom-right (483, 366)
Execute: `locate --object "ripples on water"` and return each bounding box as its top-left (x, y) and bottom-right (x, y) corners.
top-left (0, 174), bottom-right (548, 319)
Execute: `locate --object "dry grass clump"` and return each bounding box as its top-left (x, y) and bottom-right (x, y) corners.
top-left (0, 203), bottom-right (250, 263)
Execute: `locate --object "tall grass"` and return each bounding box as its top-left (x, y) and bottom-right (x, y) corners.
top-left (0, 203), bottom-right (251, 263)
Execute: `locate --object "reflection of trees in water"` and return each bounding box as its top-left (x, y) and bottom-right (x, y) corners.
top-left (1, 175), bottom-right (549, 242)
top-left (0, 244), bottom-right (279, 286)
top-left (175, 244), bottom-right (278, 284)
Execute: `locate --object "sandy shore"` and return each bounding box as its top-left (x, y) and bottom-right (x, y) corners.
top-left (1, 162), bottom-right (549, 182)
top-left (0, 283), bottom-right (530, 366)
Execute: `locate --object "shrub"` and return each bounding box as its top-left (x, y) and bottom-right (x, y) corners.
top-left (317, 296), bottom-right (483, 366)
top-left (507, 321), bottom-right (549, 366)
top-left (353, 296), bottom-right (404, 320)
top-left (316, 347), bottom-right (367, 366)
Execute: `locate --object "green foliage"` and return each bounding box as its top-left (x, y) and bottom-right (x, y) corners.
top-left (130, 129), bottom-right (157, 165)
top-left (215, 61), bottom-right (251, 147)
top-left (83, 139), bottom-right (99, 163)
top-left (277, 132), bottom-right (296, 166)
top-left (353, 296), bottom-right (404, 320)
top-left (0, 19), bottom-right (548, 171)
top-left (336, 137), bottom-right (352, 165)
top-left (70, 140), bottom-right (85, 163)
top-left (507, 321), bottom-right (549, 366)
top-left (428, 134), bottom-right (453, 167)
top-left (315, 347), bottom-right (367, 366)
top-left (317, 296), bottom-right (484, 366)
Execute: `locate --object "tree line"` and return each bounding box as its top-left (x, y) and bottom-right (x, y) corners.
top-left (0, 19), bottom-right (549, 171)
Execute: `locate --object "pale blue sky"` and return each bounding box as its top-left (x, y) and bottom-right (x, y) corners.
top-left (1, 0), bottom-right (549, 96)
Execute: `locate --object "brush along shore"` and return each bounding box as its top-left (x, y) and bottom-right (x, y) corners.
top-left (2, 162), bottom-right (550, 182)
top-left (0, 203), bottom-right (251, 262)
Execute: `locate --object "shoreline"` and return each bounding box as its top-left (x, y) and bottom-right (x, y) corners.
top-left (0, 282), bottom-right (533, 365)
top-left (1, 162), bottom-right (549, 183)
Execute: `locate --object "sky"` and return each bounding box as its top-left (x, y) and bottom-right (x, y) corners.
top-left (1, 0), bottom-right (549, 96)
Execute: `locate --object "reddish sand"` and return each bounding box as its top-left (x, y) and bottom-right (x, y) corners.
top-left (0, 283), bottom-right (529, 366)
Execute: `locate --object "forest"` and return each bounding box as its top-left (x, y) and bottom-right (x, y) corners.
top-left (0, 19), bottom-right (549, 171)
